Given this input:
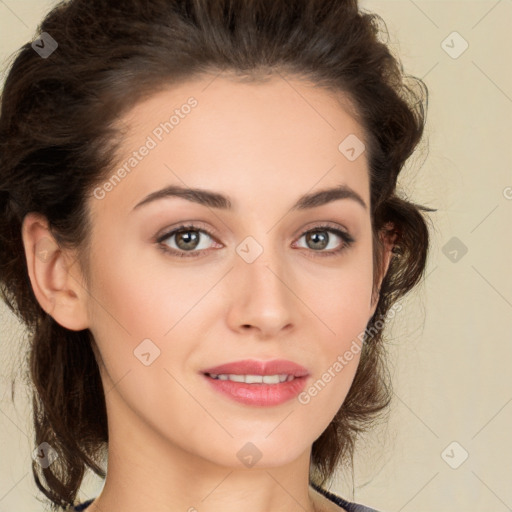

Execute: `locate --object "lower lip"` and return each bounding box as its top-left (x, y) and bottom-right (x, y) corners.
top-left (203, 374), bottom-right (308, 406)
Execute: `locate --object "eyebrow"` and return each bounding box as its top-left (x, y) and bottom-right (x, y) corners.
top-left (132, 183), bottom-right (367, 212)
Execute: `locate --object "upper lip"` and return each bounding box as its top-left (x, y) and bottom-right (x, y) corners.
top-left (202, 359), bottom-right (309, 377)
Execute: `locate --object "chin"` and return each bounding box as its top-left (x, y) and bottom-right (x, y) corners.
top-left (220, 436), bottom-right (310, 470)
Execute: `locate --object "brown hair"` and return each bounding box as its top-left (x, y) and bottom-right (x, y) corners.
top-left (0, 0), bottom-right (433, 509)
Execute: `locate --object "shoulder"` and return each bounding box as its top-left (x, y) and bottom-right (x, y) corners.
top-left (310, 482), bottom-right (384, 512)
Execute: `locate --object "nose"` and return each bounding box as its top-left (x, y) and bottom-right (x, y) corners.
top-left (225, 245), bottom-right (296, 339)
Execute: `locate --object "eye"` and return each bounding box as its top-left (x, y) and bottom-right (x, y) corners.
top-left (156, 224), bottom-right (221, 258)
top-left (293, 224), bottom-right (355, 257)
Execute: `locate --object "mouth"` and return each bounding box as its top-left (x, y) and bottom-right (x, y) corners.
top-left (200, 359), bottom-right (310, 406)
top-left (204, 372), bottom-right (298, 384)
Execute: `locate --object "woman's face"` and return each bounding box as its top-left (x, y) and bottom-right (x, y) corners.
top-left (82, 74), bottom-right (381, 469)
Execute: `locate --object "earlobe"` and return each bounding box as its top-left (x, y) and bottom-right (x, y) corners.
top-left (21, 212), bottom-right (89, 331)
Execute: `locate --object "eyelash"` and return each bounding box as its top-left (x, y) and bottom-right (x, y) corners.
top-left (156, 222), bottom-right (355, 259)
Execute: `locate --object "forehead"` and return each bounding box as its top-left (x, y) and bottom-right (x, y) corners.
top-left (93, 73), bottom-right (370, 216)
top-left (121, 73), bottom-right (365, 150)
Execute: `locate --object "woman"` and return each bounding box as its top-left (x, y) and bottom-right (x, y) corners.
top-left (0, 0), bottom-right (432, 511)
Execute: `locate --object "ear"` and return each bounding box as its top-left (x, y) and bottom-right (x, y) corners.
top-left (21, 212), bottom-right (89, 330)
top-left (369, 222), bottom-right (397, 316)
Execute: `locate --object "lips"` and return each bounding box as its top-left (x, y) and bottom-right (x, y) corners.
top-left (201, 359), bottom-right (310, 378)
top-left (201, 358), bottom-right (310, 406)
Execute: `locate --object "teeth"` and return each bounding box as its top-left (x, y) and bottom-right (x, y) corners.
top-left (227, 374), bottom-right (245, 382)
top-left (208, 373), bottom-right (295, 384)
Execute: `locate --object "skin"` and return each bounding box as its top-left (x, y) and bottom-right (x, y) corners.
top-left (22, 74), bottom-right (393, 512)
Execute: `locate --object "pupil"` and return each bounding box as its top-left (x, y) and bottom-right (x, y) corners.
top-left (307, 231), bottom-right (328, 250)
top-left (177, 230), bottom-right (199, 250)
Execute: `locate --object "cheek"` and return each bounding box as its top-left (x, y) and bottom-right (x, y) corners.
top-left (85, 237), bottom-right (219, 379)
top-left (87, 240), bottom-right (196, 334)
top-left (298, 244), bottom-right (374, 394)
top-left (304, 246), bottom-right (375, 337)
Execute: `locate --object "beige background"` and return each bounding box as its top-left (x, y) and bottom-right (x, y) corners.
top-left (1, 1), bottom-right (511, 511)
